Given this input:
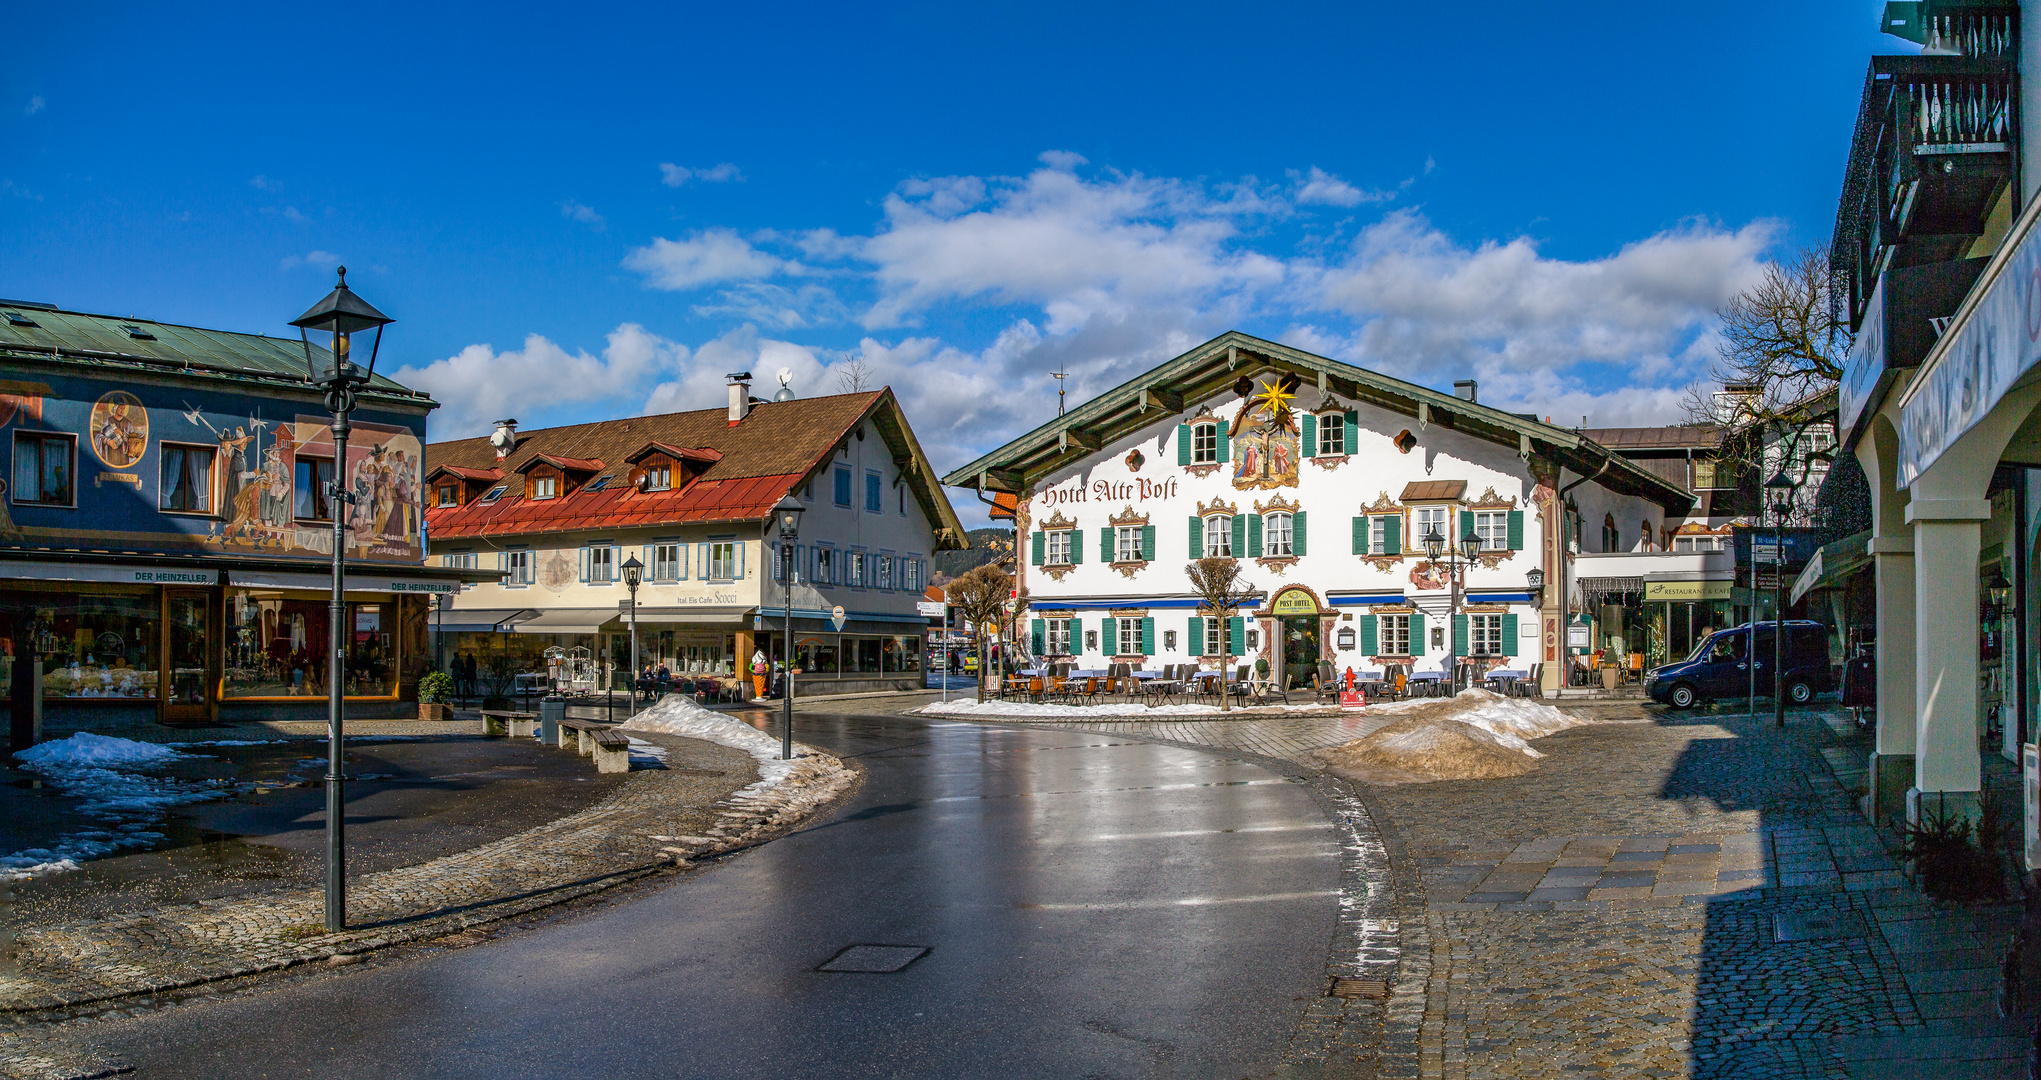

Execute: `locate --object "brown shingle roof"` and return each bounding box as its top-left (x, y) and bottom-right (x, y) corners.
top-left (1400, 480), bottom-right (1466, 502)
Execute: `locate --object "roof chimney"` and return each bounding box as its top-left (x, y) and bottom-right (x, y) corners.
top-left (727, 372), bottom-right (753, 423)
top-left (1454, 379), bottom-right (1477, 404)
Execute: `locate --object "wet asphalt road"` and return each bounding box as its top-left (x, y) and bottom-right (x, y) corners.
top-left (81, 711), bottom-right (1342, 1080)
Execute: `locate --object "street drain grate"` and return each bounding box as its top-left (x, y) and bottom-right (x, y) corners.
top-left (818, 945), bottom-right (930, 973)
top-left (1328, 977), bottom-right (1390, 1000)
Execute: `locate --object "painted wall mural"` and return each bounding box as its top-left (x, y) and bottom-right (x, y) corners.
top-left (1230, 376), bottom-right (1301, 491)
top-left (89, 391), bottom-right (149, 468)
top-left (195, 411), bottom-right (424, 561)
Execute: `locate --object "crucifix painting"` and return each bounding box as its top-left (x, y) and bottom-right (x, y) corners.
top-left (1230, 376), bottom-right (1301, 491)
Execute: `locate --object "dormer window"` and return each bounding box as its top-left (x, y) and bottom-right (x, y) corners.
top-left (482, 485), bottom-right (506, 503)
top-left (647, 464), bottom-right (671, 491)
top-left (532, 475), bottom-right (557, 500)
top-left (436, 485), bottom-right (458, 508)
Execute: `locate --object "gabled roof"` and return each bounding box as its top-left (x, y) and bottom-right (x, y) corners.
top-left (943, 331), bottom-right (1694, 513)
top-left (426, 389), bottom-right (968, 547)
top-left (0, 299), bottom-right (433, 407)
top-left (1581, 425), bottom-right (1723, 452)
top-left (427, 464), bottom-right (503, 483)
top-left (514, 452), bottom-right (604, 475)
top-left (626, 441), bottom-right (723, 466)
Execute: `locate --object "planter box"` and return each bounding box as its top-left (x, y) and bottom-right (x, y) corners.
top-left (418, 702), bottom-right (450, 721)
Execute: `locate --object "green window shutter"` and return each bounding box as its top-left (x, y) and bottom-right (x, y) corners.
top-left (578, 546), bottom-right (589, 582)
top-left (1231, 514), bottom-right (1246, 555)
top-left (1409, 612), bottom-right (1425, 655)
top-left (1216, 424), bottom-right (1230, 464)
top-left (1507, 510), bottom-right (1525, 551)
top-left (1188, 617), bottom-right (1203, 653)
top-left (1228, 616), bottom-right (1244, 656)
top-left (1501, 613), bottom-right (1519, 656)
top-left (1178, 423), bottom-right (1193, 466)
top-left (1384, 516), bottom-right (1401, 555)
top-left (1141, 524), bottom-right (1155, 561)
top-left (1352, 516), bottom-right (1366, 555)
top-left (1454, 614), bottom-right (1468, 657)
top-left (1188, 516), bottom-right (1203, 559)
top-left (1248, 514), bottom-right (1263, 557)
top-left (1344, 410), bottom-right (1359, 453)
top-left (1069, 531), bottom-right (1083, 564)
top-left (1292, 511), bottom-right (1307, 557)
top-left (1101, 526), bottom-right (1114, 563)
top-left (1140, 617), bottom-right (1155, 656)
top-left (1300, 413), bottom-right (1316, 458)
top-left (1031, 531), bottom-right (1044, 566)
top-left (1031, 619), bottom-right (1044, 656)
top-left (1360, 614), bottom-right (1378, 655)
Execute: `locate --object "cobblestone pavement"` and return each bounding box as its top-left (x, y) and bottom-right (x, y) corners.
top-left (958, 700), bottom-right (2029, 1079)
top-left (0, 727), bottom-right (858, 1079)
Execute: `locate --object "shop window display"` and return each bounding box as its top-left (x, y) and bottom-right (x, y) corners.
top-left (224, 590), bottom-right (399, 698)
top-left (28, 592), bottom-right (159, 699)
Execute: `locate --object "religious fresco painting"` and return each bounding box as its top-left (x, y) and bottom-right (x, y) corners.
top-left (89, 391), bottom-right (149, 469)
top-left (192, 409), bottom-right (424, 561)
top-left (1230, 376), bottom-right (1301, 491)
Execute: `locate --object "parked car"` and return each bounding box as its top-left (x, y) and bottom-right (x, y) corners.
top-left (1645, 621), bottom-right (1833, 709)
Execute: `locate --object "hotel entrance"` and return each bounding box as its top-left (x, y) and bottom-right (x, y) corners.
top-left (1269, 587), bottom-right (1328, 690)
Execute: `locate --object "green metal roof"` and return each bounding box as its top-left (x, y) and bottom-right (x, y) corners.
top-left (942, 330), bottom-right (1694, 513)
top-left (0, 300), bottom-right (435, 407)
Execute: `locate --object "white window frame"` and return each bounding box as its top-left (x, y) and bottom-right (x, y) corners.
top-left (1191, 422), bottom-right (1218, 464)
top-left (646, 464), bottom-right (672, 491)
top-left (435, 484), bottom-right (458, 508)
top-left (814, 545), bottom-right (836, 585)
top-left (588, 544), bottom-right (615, 583)
top-left (1380, 613), bottom-right (1411, 656)
top-left (653, 542), bottom-right (682, 582)
top-left (1203, 617), bottom-right (1223, 657)
top-left (158, 440), bottom-right (217, 515)
top-left (1469, 614), bottom-right (1504, 656)
top-left (532, 475), bottom-right (557, 500)
top-left (876, 554), bottom-right (894, 590)
top-left (847, 549), bottom-right (866, 587)
top-left (506, 548), bottom-right (533, 585)
top-left (1369, 517), bottom-right (1388, 556)
top-left (905, 557), bottom-right (922, 593)
top-left (1316, 413), bottom-right (1345, 456)
top-left (1414, 506), bottom-right (1451, 549)
top-left (1473, 510), bottom-right (1508, 551)
top-left (1115, 525), bottom-right (1143, 563)
top-left (1046, 528), bottom-right (1073, 565)
top-left (708, 541), bottom-right (738, 580)
top-left (1265, 512), bottom-right (1294, 557)
top-left (1204, 515), bottom-right (1232, 557)
top-left (1046, 618), bottom-right (1073, 655)
top-left (1116, 617), bottom-right (1142, 656)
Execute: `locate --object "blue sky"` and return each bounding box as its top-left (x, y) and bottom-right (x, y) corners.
top-left (2, 2), bottom-right (1903, 524)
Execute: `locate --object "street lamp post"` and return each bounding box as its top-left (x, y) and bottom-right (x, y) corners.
top-left (772, 495), bottom-right (804, 760)
top-left (1422, 524), bottom-right (1486, 693)
top-left (1765, 469), bottom-right (1797, 729)
top-left (290, 267), bottom-right (393, 934)
top-left (621, 555), bottom-right (643, 716)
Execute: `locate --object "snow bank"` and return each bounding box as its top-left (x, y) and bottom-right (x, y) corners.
top-left (1311, 689), bottom-right (1617, 784)
top-left (15, 732), bottom-right (183, 768)
top-left (1367, 689), bottom-right (1590, 741)
top-left (915, 698), bottom-right (1328, 718)
top-left (620, 696), bottom-right (799, 792)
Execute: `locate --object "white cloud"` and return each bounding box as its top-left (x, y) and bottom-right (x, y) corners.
top-left (642, 326), bottom-right (827, 416)
top-left (691, 282), bottom-right (850, 330)
top-left (279, 249), bottom-right (341, 270)
top-left (249, 174), bottom-right (273, 191)
top-left (1293, 167), bottom-right (1391, 208)
top-left (560, 200), bottom-right (605, 228)
top-left (23, 96), bottom-right (43, 115)
top-left (624, 228), bottom-right (786, 291)
top-left (393, 324), bottom-right (690, 438)
top-left (659, 162), bottom-right (743, 187)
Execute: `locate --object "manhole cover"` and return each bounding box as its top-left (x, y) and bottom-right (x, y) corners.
top-left (1773, 911), bottom-right (1870, 942)
top-left (818, 945), bottom-right (930, 973)
top-left (1328, 976), bottom-right (1390, 999)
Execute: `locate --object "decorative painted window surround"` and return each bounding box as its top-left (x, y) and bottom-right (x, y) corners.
top-left (1176, 406), bottom-right (1226, 478)
top-left (1104, 505), bottom-right (1154, 579)
top-left (1251, 493), bottom-right (1305, 575)
top-left (1353, 492), bottom-right (1406, 569)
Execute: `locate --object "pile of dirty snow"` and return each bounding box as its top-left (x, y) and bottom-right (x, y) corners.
top-left (16, 732), bottom-right (184, 769)
top-left (620, 695), bottom-right (799, 792)
top-left (7, 733), bottom-right (229, 880)
top-left (916, 697), bottom-right (1325, 718)
top-left (1312, 690), bottom-right (1604, 784)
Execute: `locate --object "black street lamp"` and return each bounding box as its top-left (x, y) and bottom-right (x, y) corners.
top-left (1764, 467), bottom-right (1797, 730)
top-left (289, 267), bottom-right (392, 934)
top-left (621, 555), bottom-right (643, 715)
top-left (772, 494), bottom-right (804, 760)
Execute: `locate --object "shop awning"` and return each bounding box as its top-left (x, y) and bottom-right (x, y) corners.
top-left (502, 609), bottom-right (617, 634)
top-left (1789, 529), bottom-right (1872, 605)
top-left (1578, 576), bottom-right (1645, 608)
top-left (429, 608), bottom-right (530, 633)
top-left (228, 569), bottom-right (468, 594)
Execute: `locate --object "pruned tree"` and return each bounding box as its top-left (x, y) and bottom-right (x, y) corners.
top-left (946, 563), bottom-right (1013, 702)
top-left (835, 357), bottom-right (875, 394)
top-left (1683, 245), bottom-right (1851, 515)
top-left (1186, 556), bottom-right (1259, 712)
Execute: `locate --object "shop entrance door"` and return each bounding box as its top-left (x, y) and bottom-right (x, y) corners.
top-left (162, 588), bottom-right (215, 723)
top-left (1282, 616), bottom-right (1321, 689)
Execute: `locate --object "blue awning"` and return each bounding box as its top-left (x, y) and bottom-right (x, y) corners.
top-left (1466, 592), bottom-right (1535, 603)
top-left (1327, 594), bottom-right (1407, 606)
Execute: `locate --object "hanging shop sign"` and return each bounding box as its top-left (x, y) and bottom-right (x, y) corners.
top-left (1643, 580), bottom-right (1733, 602)
top-left (1270, 589), bottom-right (1319, 616)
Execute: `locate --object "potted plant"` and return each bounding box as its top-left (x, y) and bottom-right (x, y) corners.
top-left (417, 671), bottom-right (454, 720)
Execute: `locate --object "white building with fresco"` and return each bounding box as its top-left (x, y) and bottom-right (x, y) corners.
top-left (945, 333), bottom-right (1693, 695)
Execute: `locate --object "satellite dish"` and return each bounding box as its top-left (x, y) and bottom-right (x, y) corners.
top-left (773, 366), bottom-right (797, 401)
top-left (627, 466), bottom-right (650, 491)
top-left (776, 367), bottom-right (794, 388)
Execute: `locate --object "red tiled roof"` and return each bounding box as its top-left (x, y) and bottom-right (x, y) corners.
top-left (626, 441), bottom-right (723, 465)
top-left (425, 392), bottom-right (887, 540)
top-left (427, 464), bottom-right (502, 482)
top-left (515, 452), bottom-right (605, 474)
top-left (987, 492), bottom-right (1017, 521)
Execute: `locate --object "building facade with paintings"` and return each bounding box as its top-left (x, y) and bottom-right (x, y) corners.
top-left (424, 377), bottom-right (967, 697)
top-left (945, 333), bottom-right (1695, 695)
top-left (0, 299), bottom-right (481, 729)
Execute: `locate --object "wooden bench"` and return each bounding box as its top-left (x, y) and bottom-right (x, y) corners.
top-left (558, 717), bottom-right (632, 774)
top-left (479, 709), bottom-right (537, 738)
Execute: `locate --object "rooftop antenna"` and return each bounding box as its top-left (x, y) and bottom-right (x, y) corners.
top-left (1052, 363), bottom-right (1069, 417)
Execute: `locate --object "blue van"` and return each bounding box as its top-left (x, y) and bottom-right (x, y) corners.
top-left (1645, 621), bottom-right (1833, 709)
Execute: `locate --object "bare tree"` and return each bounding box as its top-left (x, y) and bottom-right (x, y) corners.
top-left (1185, 556), bottom-right (1259, 712)
top-left (835, 357), bottom-right (875, 394)
top-left (1683, 245), bottom-right (1851, 509)
top-left (946, 563), bottom-right (1013, 702)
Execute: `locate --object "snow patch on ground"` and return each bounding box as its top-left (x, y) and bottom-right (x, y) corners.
top-left (620, 696), bottom-right (799, 793)
top-left (6, 734), bottom-right (230, 881)
top-left (1366, 689), bottom-right (1596, 742)
top-left (1312, 689), bottom-right (1622, 784)
top-left (915, 698), bottom-right (1329, 718)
